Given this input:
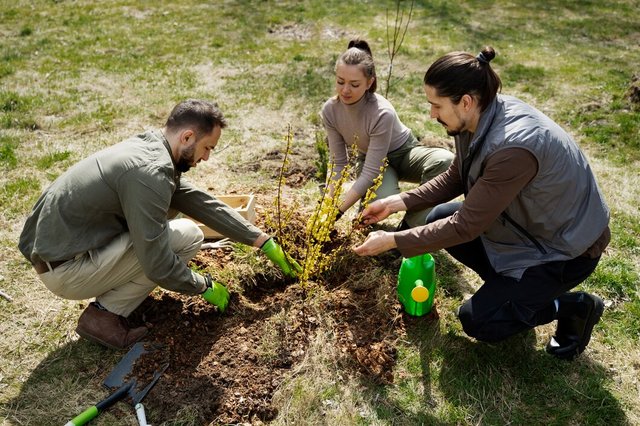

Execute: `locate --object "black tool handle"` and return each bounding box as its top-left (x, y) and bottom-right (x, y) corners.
top-left (96, 383), bottom-right (132, 411)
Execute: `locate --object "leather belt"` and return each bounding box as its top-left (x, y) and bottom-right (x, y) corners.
top-left (32, 259), bottom-right (71, 275)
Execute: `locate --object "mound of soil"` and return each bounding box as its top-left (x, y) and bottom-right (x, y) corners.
top-left (117, 176), bottom-right (435, 424)
top-left (127, 247), bottom-right (312, 423)
top-left (123, 208), bottom-right (438, 424)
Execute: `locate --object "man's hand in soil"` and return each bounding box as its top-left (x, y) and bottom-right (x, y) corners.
top-left (261, 238), bottom-right (302, 278)
top-left (353, 230), bottom-right (397, 256)
top-left (201, 273), bottom-right (230, 312)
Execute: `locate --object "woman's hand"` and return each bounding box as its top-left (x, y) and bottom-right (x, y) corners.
top-left (359, 200), bottom-right (393, 225)
top-left (359, 195), bottom-right (407, 226)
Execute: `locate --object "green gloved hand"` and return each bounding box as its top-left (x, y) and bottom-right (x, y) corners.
top-left (200, 273), bottom-right (229, 312)
top-left (261, 238), bottom-right (302, 278)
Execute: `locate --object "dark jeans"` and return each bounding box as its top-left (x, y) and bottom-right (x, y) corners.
top-left (428, 202), bottom-right (601, 343)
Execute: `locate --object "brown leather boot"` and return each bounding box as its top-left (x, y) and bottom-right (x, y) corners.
top-left (76, 302), bottom-right (148, 349)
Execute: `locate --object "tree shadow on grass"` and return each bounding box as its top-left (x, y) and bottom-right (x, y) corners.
top-left (413, 323), bottom-right (628, 425)
top-left (356, 308), bottom-right (628, 425)
top-left (404, 251), bottom-right (628, 423)
top-left (352, 312), bottom-right (443, 425)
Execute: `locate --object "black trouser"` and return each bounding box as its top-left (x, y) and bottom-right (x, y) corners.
top-left (428, 202), bottom-right (601, 343)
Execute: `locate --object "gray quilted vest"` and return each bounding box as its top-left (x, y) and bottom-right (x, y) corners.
top-left (455, 95), bottom-right (609, 279)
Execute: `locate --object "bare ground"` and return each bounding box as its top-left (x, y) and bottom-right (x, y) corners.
top-left (121, 222), bottom-right (438, 424)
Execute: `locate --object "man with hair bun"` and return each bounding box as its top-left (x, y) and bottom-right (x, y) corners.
top-left (354, 47), bottom-right (610, 360)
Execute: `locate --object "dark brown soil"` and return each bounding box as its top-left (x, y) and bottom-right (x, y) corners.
top-left (122, 196), bottom-right (439, 424)
top-left (122, 235), bottom-right (438, 424)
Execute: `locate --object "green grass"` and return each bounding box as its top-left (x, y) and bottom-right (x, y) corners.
top-left (0, 90), bottom-right (39, 130)
top-left (36, 150), bottom-right (72, 170)
top-left (1, 177), bottom-right (40, 219)
top-left (0, 134), bottom-right (19, 168)
top-left (1, 0), bottom-right (639, 425)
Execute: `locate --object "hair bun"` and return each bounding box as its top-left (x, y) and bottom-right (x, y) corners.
top-left (347, 39), bottom-right (373, 57)
top-left (477, 46), bottom-right (496, 64)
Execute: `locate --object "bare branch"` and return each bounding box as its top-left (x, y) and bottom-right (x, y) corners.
top-left (276, 124), bottom-right (293, 251)
top-left (384, 0), bottom-right (415, 97)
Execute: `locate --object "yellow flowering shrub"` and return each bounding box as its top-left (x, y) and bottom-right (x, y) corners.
top-left (265, 130), bottom-right (388, 289)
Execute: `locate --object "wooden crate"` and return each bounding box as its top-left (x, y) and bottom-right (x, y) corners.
top-left (187, 194), bottom-right (256, 239)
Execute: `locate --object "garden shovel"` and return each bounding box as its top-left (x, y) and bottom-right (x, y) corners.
top-left (64, 342), bottom-right (168, 426)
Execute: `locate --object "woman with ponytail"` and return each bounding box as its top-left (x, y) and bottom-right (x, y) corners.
top-left (320, 39), bottom-right (454, 229)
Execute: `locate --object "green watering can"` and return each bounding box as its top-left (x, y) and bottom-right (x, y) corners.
top-left (397, 253), bottom-right (436, 316)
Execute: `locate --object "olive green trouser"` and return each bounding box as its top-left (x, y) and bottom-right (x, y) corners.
top-left (38, 218), bottom-right (203, 317)
top-left (356, 135), bottom-right (454, 227)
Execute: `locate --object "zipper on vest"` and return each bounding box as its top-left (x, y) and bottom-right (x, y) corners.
top-left (501, 212), bottom-right (548, 254)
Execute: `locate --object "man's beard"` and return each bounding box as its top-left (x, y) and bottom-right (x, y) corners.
top-left (176, 144), bottom-right (196, 173)
top-left (438, 118), bottom-right (465, 137)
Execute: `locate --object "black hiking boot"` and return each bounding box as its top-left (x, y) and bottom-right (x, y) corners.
top-left (546, 292), bottom-right (604, 360)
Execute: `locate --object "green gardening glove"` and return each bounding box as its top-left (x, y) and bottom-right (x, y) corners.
top-left (200, 273), bottom-right (229, 312)
top-left (261, 238), bottom-right (303, 278)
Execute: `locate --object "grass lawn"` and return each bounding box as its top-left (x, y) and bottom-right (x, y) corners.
top-left (1, 0), bottom-right (639, 424)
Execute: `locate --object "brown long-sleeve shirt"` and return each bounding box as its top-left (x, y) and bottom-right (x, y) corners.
top-left (395, 147), bottom-right (609, 259)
